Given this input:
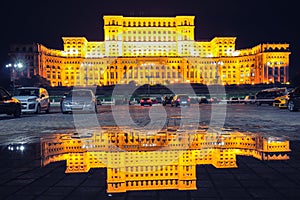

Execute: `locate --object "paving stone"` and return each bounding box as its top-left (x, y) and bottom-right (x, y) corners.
top-left (14, 186), bottom-right (49, 196)
top-left (217, 188), bottom-right (251, 198)
top-left (65, 186), bottom-right (105, 200)
top-left (190, 187), bottom-right (219, 198)
top-left (41, 186), bottom-right (74, 196)
top-left (247, 188), bottom-right (285, 199)
top-left (5, 178), bottom-right (36, 186)
top-left (0, 186), bottom-right (22, 199)
top-left (5, 195), bottom-right (36, 200)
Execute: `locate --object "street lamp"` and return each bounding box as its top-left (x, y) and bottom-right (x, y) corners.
top-left (5, 62), bottom-right (24, 93)
top-left (142, 63), bottom-right (154, 96)
top-left (266, 61), bottom-right (275, 86)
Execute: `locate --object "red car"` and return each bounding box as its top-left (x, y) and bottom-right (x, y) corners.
top-left (140, 97), bottom-right (152, 106)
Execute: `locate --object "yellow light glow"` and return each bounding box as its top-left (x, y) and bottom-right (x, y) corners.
top-left (9, 15), bottom-right (290, 87)
top-left (41, 127), bottom-right (290, 193)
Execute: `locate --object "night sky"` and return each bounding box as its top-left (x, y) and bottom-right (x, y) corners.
top-left (0, 0), bottom-right (299, 85)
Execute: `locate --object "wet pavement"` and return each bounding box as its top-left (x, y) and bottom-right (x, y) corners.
top-left (0, 140), bottom-right (300, 200)
top-left (0, 104), bottom-right (300, 199)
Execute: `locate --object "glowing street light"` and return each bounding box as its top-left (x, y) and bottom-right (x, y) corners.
top-left (5, 62), bottom-right (24, 92)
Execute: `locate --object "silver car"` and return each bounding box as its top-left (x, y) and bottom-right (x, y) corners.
top-left (60, 89), bottom-right (97, 114)
top-left (14, 87), bottom-right (50, 114)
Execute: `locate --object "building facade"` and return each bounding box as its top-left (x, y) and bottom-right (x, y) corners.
top-left (8, 15), bottom-right (291, 86)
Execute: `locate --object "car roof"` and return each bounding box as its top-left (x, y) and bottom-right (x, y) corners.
top-left (70, 89), bottom-right (93, 91)
top-left (17, 87), bottom-right (41, 89)
top-left (175, 94), bottom-right (189, 96)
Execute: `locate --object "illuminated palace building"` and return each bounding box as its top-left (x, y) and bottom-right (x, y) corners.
top-left (9, 15), bottom-right (290, 86)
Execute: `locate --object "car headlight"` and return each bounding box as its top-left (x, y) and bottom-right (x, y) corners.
top-left (28, 98), bottom-right (37, 102)
top-left (86, 101), bottom-right (94, 106)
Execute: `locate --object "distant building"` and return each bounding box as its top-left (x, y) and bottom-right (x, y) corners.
top-left (8, 15), bottom-right (291, 86)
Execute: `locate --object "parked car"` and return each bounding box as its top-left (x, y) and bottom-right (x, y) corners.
top-left (273, 94), bottom-right (289, 109)
top-left (273, 88), bottom-right (294, 109)
top-left (60, 89), bottom-right (97, 114)
top-left (255, 87), bottom-right (287, 106)
top-left (162, 95), bottom-right (173, 106)
top-left (244, 95), bottom-right (256, 104)
top-left (209, 97), bottom-right (220, 104)
top-left (239, 97), bottom-right (245, 104)
top-left (287, 87), bottom-right (300, 112)
top-left (228, 97), bottom-right (240, 104)
top-left (171, 94), bottom-right (190, 107)
top-left (140, 97), bottom-right (152, 106)
top-left (14, 87), bottom-right (50, 114)
top-left (198, 96), bottom-right (209, 104)
top-left (0, 87), bottom-right (21, 117)
top-left (154, 96), bottom-right (163, 104)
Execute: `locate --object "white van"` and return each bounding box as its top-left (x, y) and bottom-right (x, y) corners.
top-left (14, 87), bottom-right (50, 114)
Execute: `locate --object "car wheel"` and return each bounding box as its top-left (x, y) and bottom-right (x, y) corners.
top-left (13, 106), bottom-right (21, 118)
top-left (45, 103), bottom-right (50, 114)
top-left (35, 104), bottom-right (41, 114)
top-left (288, 100), bottom-right (297, 112)
top-left (95, 105), bottom-right (98, 113)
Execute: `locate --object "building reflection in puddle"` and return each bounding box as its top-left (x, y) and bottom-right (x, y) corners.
top-left (41, 126), bottom-right (290, 193)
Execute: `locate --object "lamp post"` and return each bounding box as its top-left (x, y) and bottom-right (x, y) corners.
top-left (5, 62), bottom-right (23, 93)
top-left (266, 61), bottom-right (275, 86)
top-left (142, 63), bottom-right (153, 96)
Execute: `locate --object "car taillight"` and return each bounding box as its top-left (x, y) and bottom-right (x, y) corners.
top-left (177, 98), bottom-right (180, 102)
top-left (147, 100), bottom-right (151, 102)
top-left (188, 98), bottom-right (190, 102)
top-left (141, 100), bottom-right (144, 102)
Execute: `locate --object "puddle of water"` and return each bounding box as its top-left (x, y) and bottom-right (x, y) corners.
top-left (40, 126), bottom-right (291, 193)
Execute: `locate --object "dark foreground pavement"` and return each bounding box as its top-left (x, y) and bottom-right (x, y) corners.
top-left (0, 140), bottom-right (300, 200)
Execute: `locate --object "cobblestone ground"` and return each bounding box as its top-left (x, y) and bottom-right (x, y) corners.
top-left (0, 104), bottom-right (299, 145)
top-left (0, 103), bottom-right (300, 199)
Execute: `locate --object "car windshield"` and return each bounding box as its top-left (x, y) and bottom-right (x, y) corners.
top-left (15, 89), bottom-right (39, 97)
top-left (178, 95), bottom-right (189, 99)
top-left (67, 90), bottom-right (93, 98)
